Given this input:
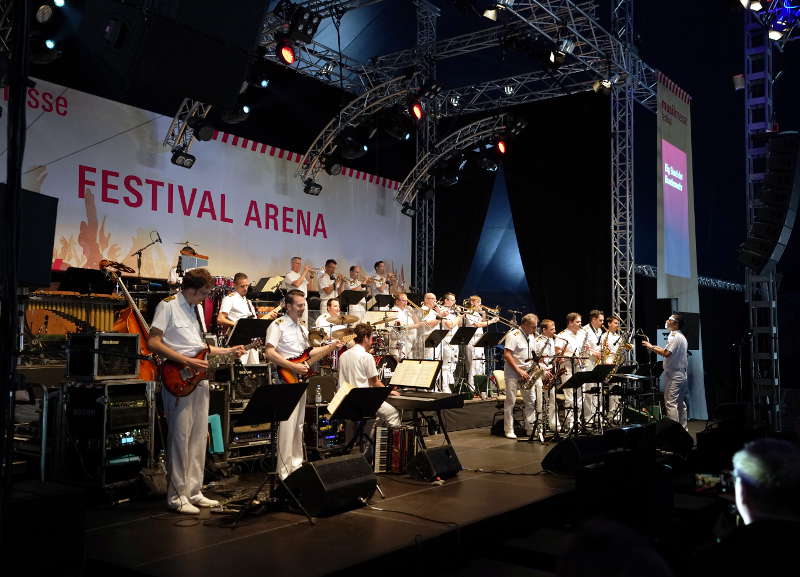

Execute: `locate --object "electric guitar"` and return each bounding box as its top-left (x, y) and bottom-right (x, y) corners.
top-left (277, 332), bottom-right (358, 384)
top-left (161, 338), bottom-right (262, 397)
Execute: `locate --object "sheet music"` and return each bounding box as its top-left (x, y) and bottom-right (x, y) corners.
top-left (389, 360), bottom-right (440, 388)
top-left (327, 382), bottom-right (355, 416)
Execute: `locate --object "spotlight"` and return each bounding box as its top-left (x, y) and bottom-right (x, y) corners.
top-left (740, 1), bottom-right (763, 11)
top-left (436, 157), bottom-right (463, 188)
top-left (509, 118), bottom-right (527, 135)
top-left (503, 84), bottom-right (515, 96)
top-left (187, 117), bottom-right (215, 141)
top-left (381, 107), bottom-right (414, 142)
top-left (401, 202), bottom-right (416, 217)
top-left (276, 35), bottom-right (296, 65)
top-left (54, 0), bottom-right (65, 6)
top-left (496, 139), bottom-right (507, 154)
top-left (220, 104), bottom-right (250, 124)
top-left (558, 38), bottom-right (576, 55)
top-left (44, 39), bottom-right (56, 50)
top-left (409, 100), bottom-right (424, 121)
top-left (323, 155), bottom-right (342, 176)
top-left (547, 48), bottom-right (566, 69)
top-left (171, 149), bottom-right (196, 169)
top-left (483, 8), bottom-right (498, 21)
top-left (768, 27), bottom-right (784, 41)
top-left (304, 179), bottom-right (323, 196)
top-left (336, 126), bottom-right (370, 160)
top-left (35, 3), bottom-right (55, 24)
top-left (478, 150), bottom-right (498, 172)
top-left (449, 94), bottom-right (461, 108)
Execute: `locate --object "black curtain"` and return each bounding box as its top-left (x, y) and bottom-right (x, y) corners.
top-left (433, 163), bottom-right (496, 296)
top-left (504, 94), bottom-right (612, 325)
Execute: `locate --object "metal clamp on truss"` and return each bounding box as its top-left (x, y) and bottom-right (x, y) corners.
top-left (395, 113), bottom-right (516, 207)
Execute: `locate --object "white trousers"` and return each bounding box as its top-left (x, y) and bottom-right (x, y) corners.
top-left (278, 389), bottom-right (307, 479)
top-left (664, 371), bottom-right (688, 429)
top-left (466, 345), bottom-right (485, 386)
top-left (163, 381), bottom-right (209, 507)
top-left (535, 379), bottom-right (558, 431)
top-left (562, 367), bottom-right (583, 428)
top-left (440, 344), bottom-right (458, 394)
top-left (504, 374), bottom-right (536, 434)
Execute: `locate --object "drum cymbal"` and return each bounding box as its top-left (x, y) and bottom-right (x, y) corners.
top-left (327, 314), bottom-right (359, 325)
top-left (308, 329), bottom-right (327, 346)
top-left (370, 314), bottom-right (398, 326)
top-left (332, 328), bottom-right (355, 340)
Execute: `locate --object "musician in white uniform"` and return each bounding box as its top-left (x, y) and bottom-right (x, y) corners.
top-left (534, 319), bottom-right (559, 432)
top-left (502, 314), bottom-right (539, 438)
top-left (440, 293), bottom-right (462, 393)
top-left (642, 313), bottom-right (689, 430)
top-left (419, 293), bottom-right (447, 360)
top-left (282, 256), bottom-right (313, 324)
top-left (338, 323), bottom-right (401, 435)
top-left (344, 265), bottom-right (368, 321)
top-left (217, 273), bottom-right (276, 363)
top-left (556, 313), bottom-right (588, 430)
top-left (390, 293), bottom-right (419, 360)
top-left (314, 297), bottom-right (347, 336)
top-left (148, 269), bottom-right (244, 514)
top-left (581, 310), bottom-right (605, 421)
top-left (601, 314), bottom-right (628, 422)
top-left (317, 259), bottom-right (344, 312)
top-left (369, 260), bottom-right (393, 298)
top-left (265, 289), bottom-right (340, 479)
top-left (464, 295), bottom-right (498, 389)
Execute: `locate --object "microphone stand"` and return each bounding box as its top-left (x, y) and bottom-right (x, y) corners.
top-left (130, 238), bottom-right (161, 280)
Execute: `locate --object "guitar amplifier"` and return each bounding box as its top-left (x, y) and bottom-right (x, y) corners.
top-left (67, 332), bottom-right (140, 381)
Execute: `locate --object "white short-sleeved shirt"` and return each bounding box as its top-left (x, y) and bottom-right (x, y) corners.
top-left (465, 310), bottom-right (484, 344)
top-left (370, 275), bottom-right (390, 297)
top-left (583, 325), bottom-right (604, 368)
top-left (318, 273), bottom-right (337, 307)
top-left (419, 306), bottom-right (440, 343)
top-left (337, 343), bottom-right (378, 389)
top-left (443, 311), bottom-right (459, 343)
top-left (282, 270), bottom-right (307, 296)
top-left (265, 315), bottom-right (307, 358)
top-left (219, 292), bottom-right (255, 323)
top-left (150, 292), bottom-right (207, 357)
top-left (504, 329), bottom-right (535, 379)
top-left (663, 330), bottom-right (688, 374)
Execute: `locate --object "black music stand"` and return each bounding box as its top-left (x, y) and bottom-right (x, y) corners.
top-left (339, 289), bottom-right (366, 318)
top-left (559, 365), bottom-right (615, 437)
top-left (449, 327), bottom-right (477, 395)
top-left (226, 318), bottom-right (271, 347)
top-left (424, 329), bottom-right (450, 391)
top-left (224, 382), bottom-right (312, 527)
top-left (372, 294), bottom-right (394, 310)
top-left (59, 267), bottom-right (116, 294)
top-left (331, 387), bottom-right (392, 455)
top-left (474, 331), bottom-right (505, 396)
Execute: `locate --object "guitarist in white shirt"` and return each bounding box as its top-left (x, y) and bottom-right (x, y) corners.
top-left (148, 268), bottom-right (244, 515)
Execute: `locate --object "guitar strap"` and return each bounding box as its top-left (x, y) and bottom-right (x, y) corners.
top-left (192, 304), bottom-right (207, 339)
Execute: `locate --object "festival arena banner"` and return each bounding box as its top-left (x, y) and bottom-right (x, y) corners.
top-left (0, 79), bottom-right (411, 284)
top-left (656, 71), bottom-right (706, 420)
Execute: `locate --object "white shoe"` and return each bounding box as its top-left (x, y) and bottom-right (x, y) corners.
top-left (169, 496), bottom-right (200, 515)
top-left (504, 432), bottom-right (517, 439)
top-left (190, 494), bottom-right (220, 508)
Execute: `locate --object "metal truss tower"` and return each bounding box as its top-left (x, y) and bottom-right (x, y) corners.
top-left (743, 13), bottom-right (781, 430)
top-left (610, 0), bottom-right (636, 336)
top-left (412, 0), bottom-right (438, 293)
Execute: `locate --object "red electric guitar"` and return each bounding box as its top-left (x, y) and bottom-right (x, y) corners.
top-left (162, 338), bottom-right (262, 397)
top-left (277, 332), bottom-right (358, 384)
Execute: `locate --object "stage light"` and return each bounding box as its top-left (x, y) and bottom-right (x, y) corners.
top-left (304, 179), bottom-right (322, 196)
top-left (171, 149), bottom-right (196, 169)
top-left (220, 104), bottom-right (250, 124)
top-left (497, 140), bottom-right (507, 154)
top-left (187, 117), bottom-right (214, 141)
top-left (503, 85), bottom-right (515, 96)
top-left (382, 107), bottom-right (414, 142)
top-left (410, 100), bottom-right (424, 121)
top-left (547, 48), bottom-right (566, 69)
top-left (276, 36), bottom-right (296, 65)
top-left (336, 127), bottom-right (370, 160)
top-left (54, 0), bottom-right (65, 7)
top-left (45, 39), bottom-right (56, 50)
top-left (483, 8), bottom-right (498, 21)
top-left (768, 27), bottom-right (784, 40)
top-left (401, 202), bottom-right (416, 217)
top-left (449, 94), bottom-right (461, 108)
top-left (558, 38), bottom-right (576, 55)
top-left (740, 1), bottom-right (763, 11)
top-left (35, 3), bottom-right (55, 24)
top-left (478, 151), bottom-right (498, 172)
top-left (592, 78), bottom-right (613, 95)
top-left (323, 155), bottom-right (342, 176)
top-left (436, 157), bottom-right (463, 188)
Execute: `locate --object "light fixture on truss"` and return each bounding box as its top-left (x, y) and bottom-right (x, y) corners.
top-left (171, 148), bottom-right (196, 169)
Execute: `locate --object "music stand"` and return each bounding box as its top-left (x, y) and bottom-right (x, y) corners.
top-left (59, 267), bottom-right (116, 294)
top-left (449, 327), bottom-right (477, 394)
top-left (474, 331), bottom-right (505, 396)
top-left (372, 294), bottom-right (394, 310)
top-left (226, 318), bottom-right (271, 347)
top-left (423, 329), bottom-right (449, 354)
top-left (339, 290), bottom-right (366, 319)
top-left (559, 365), bottom-right (615, 437)
top-left (225, 382), bottom-right (312, 527)
top-left (330, 387), bottom-right (391, 454)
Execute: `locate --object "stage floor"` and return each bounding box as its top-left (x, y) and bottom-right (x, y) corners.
top-left (84, 428), bottom-right (573, 577)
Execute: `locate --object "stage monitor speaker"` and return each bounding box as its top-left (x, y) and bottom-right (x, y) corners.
top-left (737, 131), bottom-right (800, 273)
top-left (280, 454), bottom-right (376, 517)
top-left (408, 445), bottom-right (461, 481)
top-left (541, 435), bottom-right (619, 476)
top-left (653, 418), bottom-right (694, 459)
top-left (2, 186), bottom-right (59, 287)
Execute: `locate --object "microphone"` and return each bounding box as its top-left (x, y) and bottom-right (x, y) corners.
top-left (507, 309), bottom-right (523, 314)
top-left (155, 230), bottom-right (162, 244)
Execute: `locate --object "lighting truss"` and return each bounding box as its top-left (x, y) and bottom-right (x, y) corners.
top-left (635, 264), bottom-right (744, 293)
top-left (748, 0), bottom-right (800, 48)
top-left (295, 75), bottom-right (416, 185)
top-left (0, 0), bottom-right (14, 56)
top-left (396, 114), bottom-right (510, 206)
top-left (162, 98), bottom-right (213, 153)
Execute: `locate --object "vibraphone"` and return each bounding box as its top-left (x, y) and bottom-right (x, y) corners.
top-left (25, 291), bottom-right (126, 335)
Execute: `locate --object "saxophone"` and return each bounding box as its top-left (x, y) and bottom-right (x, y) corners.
top-left (603, 332), bottom-right (634, 384)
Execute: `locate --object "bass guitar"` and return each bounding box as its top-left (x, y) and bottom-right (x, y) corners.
top-left (162, 338), bottom-right (262, 397)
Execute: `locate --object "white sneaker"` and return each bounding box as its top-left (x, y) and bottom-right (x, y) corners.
top-left (190, 494), bottom-right (220, 508)
top-left (504, 431), bottom-right (517, 439)
top-left (169, 496), bottom-right (200, 515)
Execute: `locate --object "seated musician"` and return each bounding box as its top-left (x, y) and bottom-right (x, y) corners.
top-left (147, 268), bottom-right (245, 514)
top-left (265, 289), bottom-right (340, 479)
top-left (314, 297), bottom-right (347, 336)
top-left (337, 323), bottom-right (401, 445)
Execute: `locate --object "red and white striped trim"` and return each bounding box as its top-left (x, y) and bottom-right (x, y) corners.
top-left (211, 130), bottom-right (400, 190)
top-left (657, 71), bottom-right (692, 103)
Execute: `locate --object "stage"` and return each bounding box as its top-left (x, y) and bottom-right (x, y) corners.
top-left (83, 428), bottom-right (573, 577)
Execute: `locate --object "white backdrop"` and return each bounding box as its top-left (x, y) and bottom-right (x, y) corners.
top-left (0, 79), bottom-right (411, 283)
